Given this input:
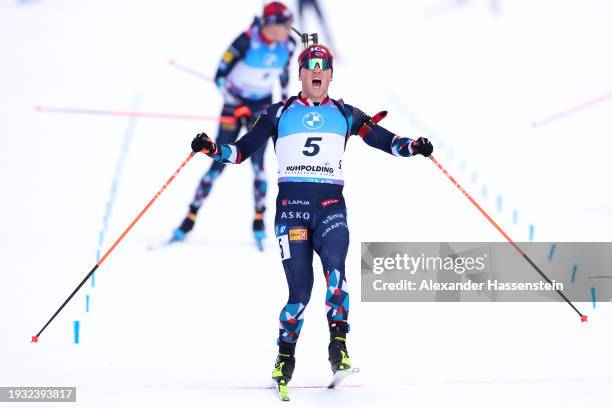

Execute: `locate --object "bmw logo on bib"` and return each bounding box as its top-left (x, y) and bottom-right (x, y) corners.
top-left (303, 112), bottom-right (324, 130)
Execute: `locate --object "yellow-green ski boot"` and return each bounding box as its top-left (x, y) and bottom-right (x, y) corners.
top-left (328, 322), bottom-right (351, 373)
top-left (271, 341), bottom-right (296, 401)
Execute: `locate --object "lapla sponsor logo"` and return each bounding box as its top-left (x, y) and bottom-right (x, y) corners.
top-left (281, 199), bottom-right (310, 206)
top-left (321, 198), bottom-right (340, 208)
top-left (285, 164), bottom-right (334, 174)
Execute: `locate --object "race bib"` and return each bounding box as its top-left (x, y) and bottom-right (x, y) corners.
top-left (275, 132), bottom-right (345, 184)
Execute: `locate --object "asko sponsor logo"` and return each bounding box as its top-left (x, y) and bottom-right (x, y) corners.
top-left (281, 199), bottom-right (310, 206)
top-left (320, 198), bottom-right (340, 208)
top-left (289, 228), bottom-right (308, 241)
top-left (280, 211), bottom-right (311, 220)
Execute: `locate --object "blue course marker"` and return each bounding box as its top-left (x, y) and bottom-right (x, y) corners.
top-left (482, 185), bottom-right (488, 198)
top-left (496, 195), bottom-right (503, 212)
top-left (85, 294), bottom-right (90, 313)
top-left (73, 320), bottom-right (80, 344)
top-left (529, 224), bottom-right (534, 241)
top-left (92, 95), bottom-right (141, 287)
top-left (548, 244), bottom-right (557, 261)
top-left (591, 287), bottom-right (596, 309)
top-left (512, 210), bottom-right (518, 225)
top-left (570, 264), bottom-right (577, 283)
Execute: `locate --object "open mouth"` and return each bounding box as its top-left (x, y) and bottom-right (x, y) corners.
top-left (312, 78), bottom-right (322, 88)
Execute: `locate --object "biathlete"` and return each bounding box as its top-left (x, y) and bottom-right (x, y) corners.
top-left (189, 44), bottom-right (433, 394)
top-left (172, 2), bottom-right (296, 250)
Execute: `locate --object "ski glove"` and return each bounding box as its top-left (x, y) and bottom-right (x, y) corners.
top-left (191, 132), bottom-right (219, 155)
top-left (411, 137), bottom-right (433, 157)
top-left (233, 104), bottom-right (253, 128)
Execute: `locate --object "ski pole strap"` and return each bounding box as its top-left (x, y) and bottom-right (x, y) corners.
top-left (200, 142), bottom-right (220, 157)
top-left (357, 110), bottom-right (388, 137)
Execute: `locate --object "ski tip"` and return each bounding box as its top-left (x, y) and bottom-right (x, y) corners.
top-left (147, 237), bottom-right (179, 251)
top-left (146, 243), bottom-right (161, 251)
top-left (31, 335), bottom-right (39, 343)
top-left (581, 315), bottom-right (588, 323)
top-left (335, 367), bottom-right (359, 374)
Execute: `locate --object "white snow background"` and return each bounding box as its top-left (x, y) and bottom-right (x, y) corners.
top-left (1, 0), bottom-right (611, 406)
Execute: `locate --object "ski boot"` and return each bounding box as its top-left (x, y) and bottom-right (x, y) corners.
top-left (172, 205), bottom-right (198, 242)
top-left (253, 207), bottom-right (266, 251)
top-left (272, 341), bottom-right (296, 401)
top-left (328, 321), bottom-right (351, 373)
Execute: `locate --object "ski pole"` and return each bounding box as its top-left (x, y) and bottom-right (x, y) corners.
top-left (532, 90), bottom-right (612, 128)
top-left (168, 59), bottom-right (215, 83)
top-left (36, 106), bottom-right (235, 124)
top-left (31, 151), bottom-right (197, 343)
top-left (428, 155), bottom-right (587, 322)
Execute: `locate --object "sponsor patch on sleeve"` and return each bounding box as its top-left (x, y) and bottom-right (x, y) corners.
top-left (222, 51), bottom-right (234, 63)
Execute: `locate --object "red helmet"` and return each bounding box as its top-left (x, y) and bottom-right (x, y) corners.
top-left (262, 1), bottom-right (294, 25)
top-left (298, 44), bottom-right (334, 71)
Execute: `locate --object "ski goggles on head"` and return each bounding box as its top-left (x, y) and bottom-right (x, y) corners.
top-left (300, 57), bottom-right (332, 71)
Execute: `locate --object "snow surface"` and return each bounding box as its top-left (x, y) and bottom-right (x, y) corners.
top-left (1, 0), bottom-right (611, 407)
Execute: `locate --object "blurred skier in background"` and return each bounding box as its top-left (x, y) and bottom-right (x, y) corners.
top-left (171, 2), bottom-right (296, 250)
top-left (189, 43), bottom-right (433, 399)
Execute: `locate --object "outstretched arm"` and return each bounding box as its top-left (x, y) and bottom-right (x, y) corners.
top-left (346, 104), bottom-right (433, 157)
top-left (191, 103), bottom-right (282, 164)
